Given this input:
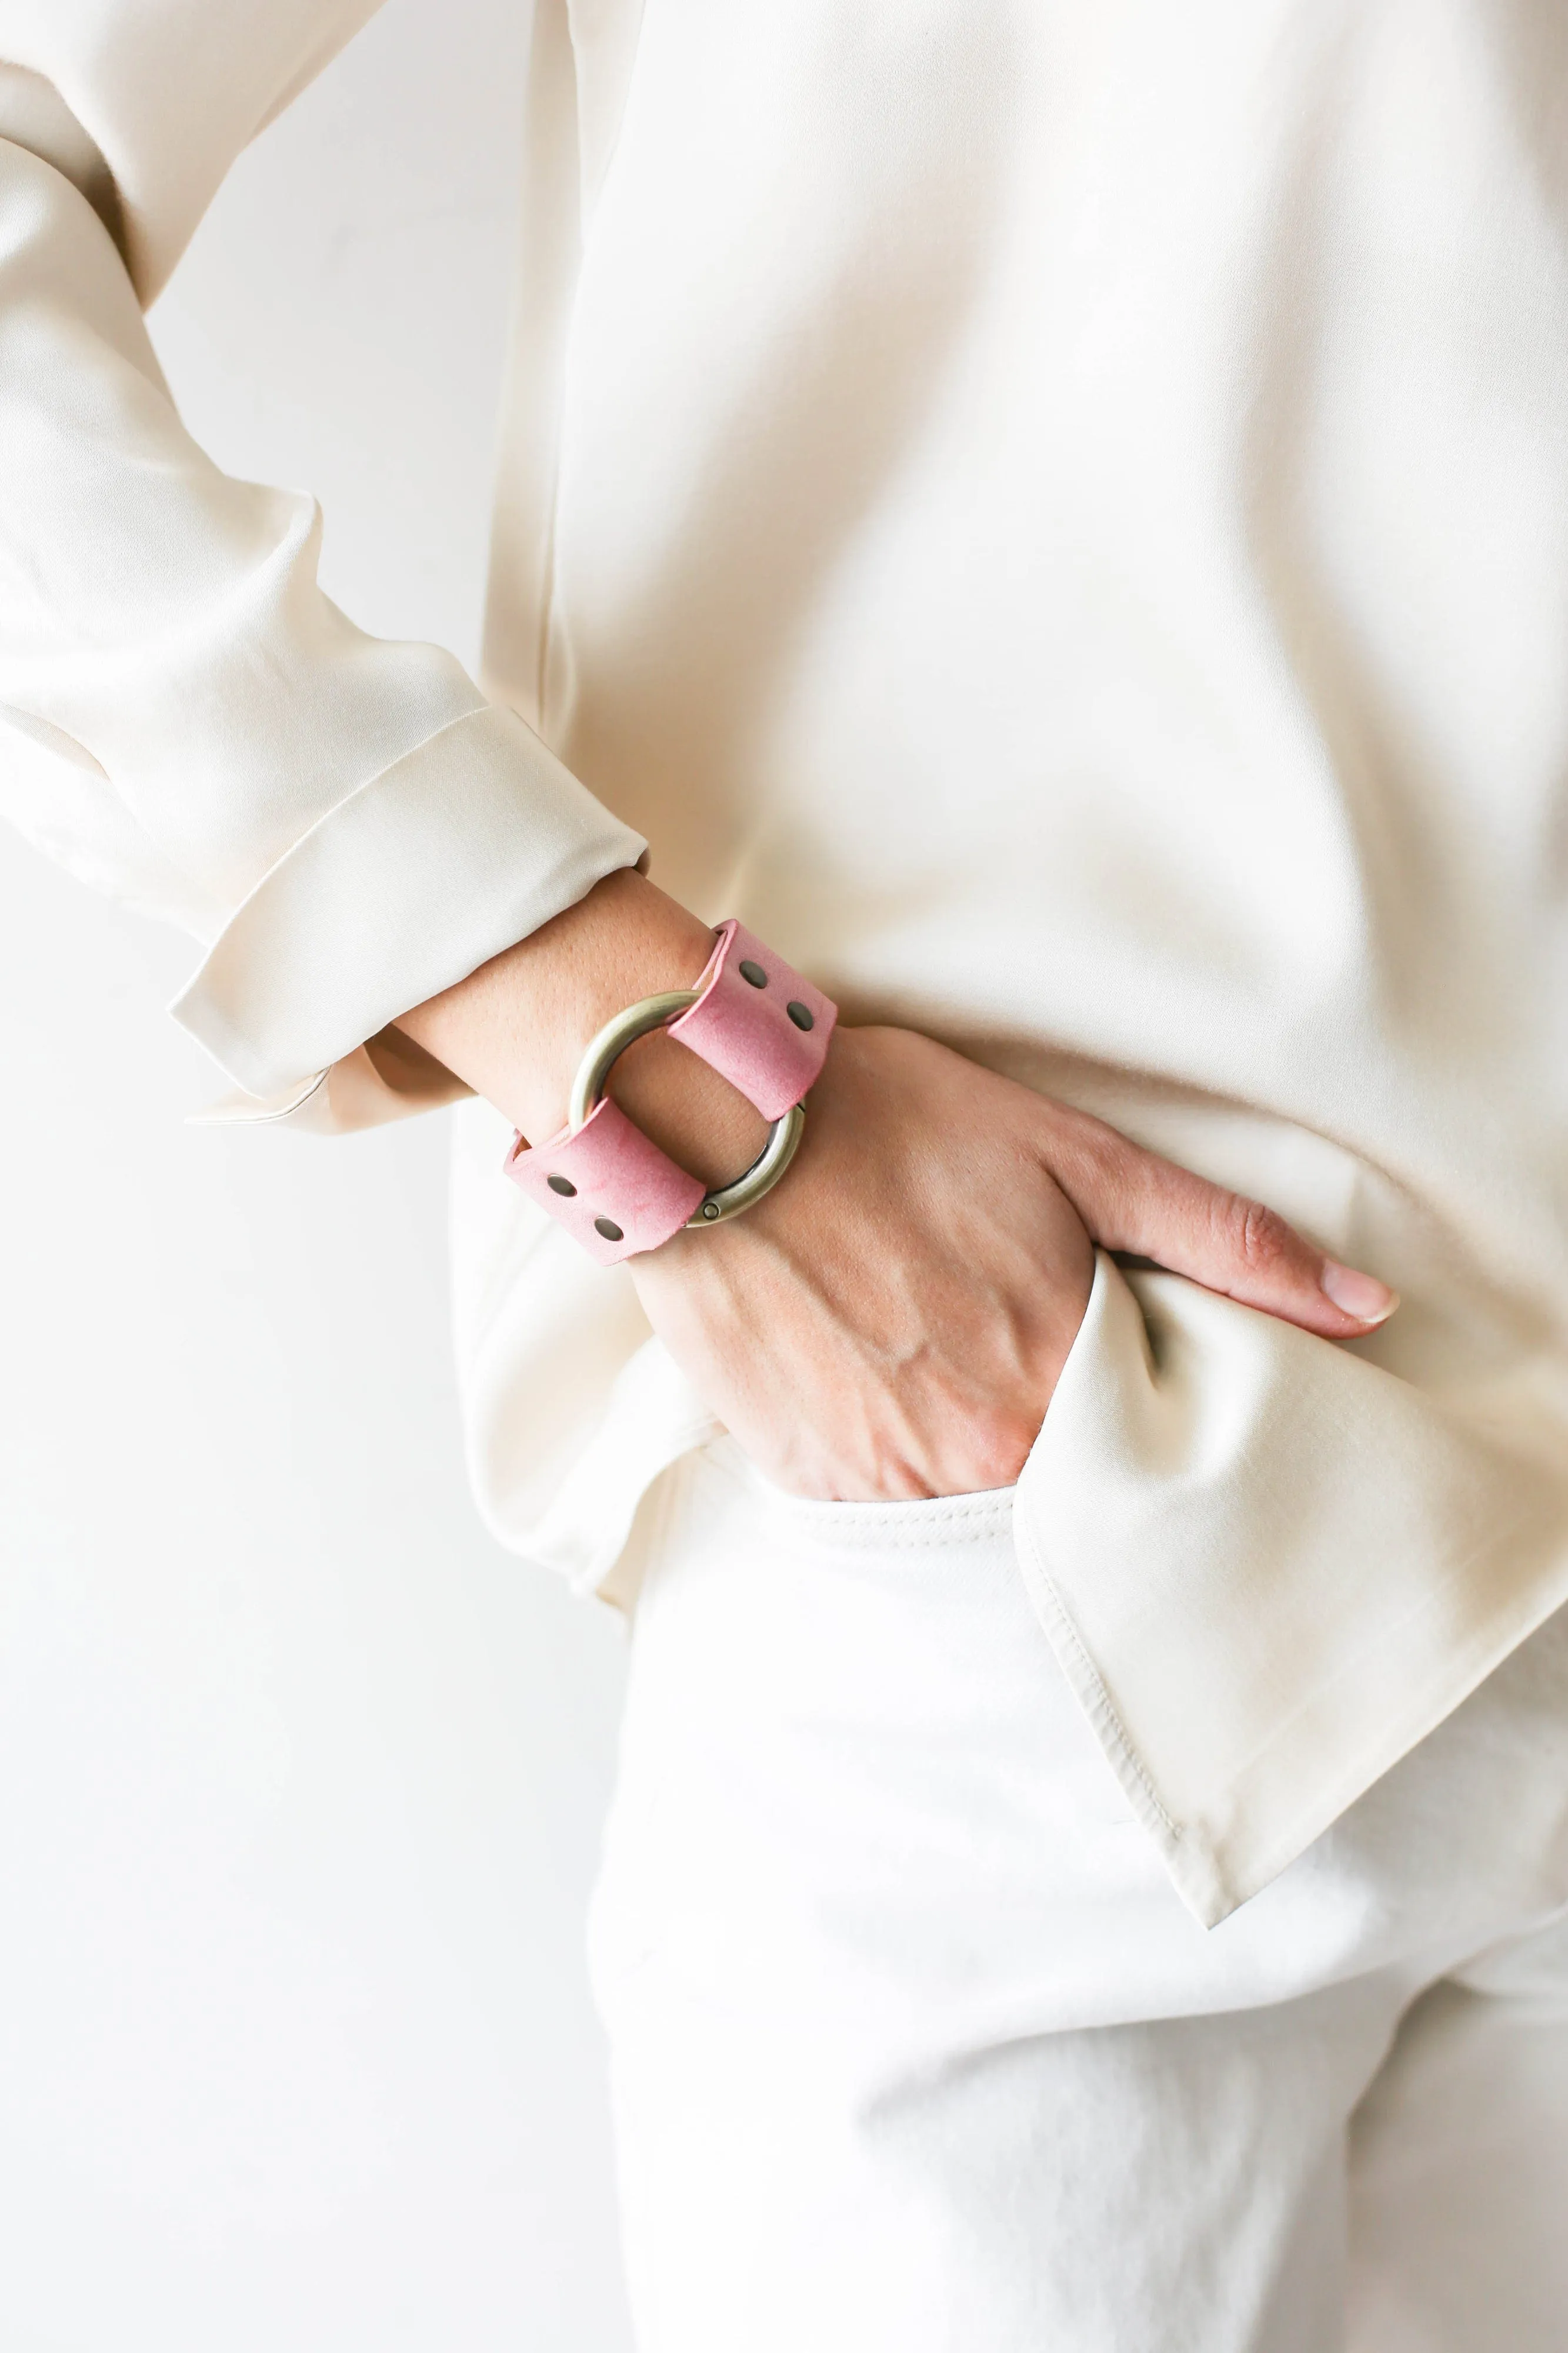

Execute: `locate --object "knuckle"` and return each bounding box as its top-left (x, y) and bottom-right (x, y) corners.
top-left (1037, 1098), bottom-right (1119, 1172)
top-left (1046, 1123), bottom-right (1137, 1231)
top-left (1222, 1192), bottom-right (1293, 1275)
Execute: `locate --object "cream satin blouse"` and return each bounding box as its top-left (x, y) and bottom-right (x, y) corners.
top-left (4, 0), bottom-right (1566, 1922)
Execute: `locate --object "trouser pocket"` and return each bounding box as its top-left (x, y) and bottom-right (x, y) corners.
top-left (586, 1432), bottom-right (1132, 2013)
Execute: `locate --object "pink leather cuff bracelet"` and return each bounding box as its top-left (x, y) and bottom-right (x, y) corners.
top-left (503, 921), bottom-right (837, 1265)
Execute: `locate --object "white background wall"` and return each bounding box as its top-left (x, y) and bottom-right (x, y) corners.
top-left (0, 6), bottom-right (633, 2346)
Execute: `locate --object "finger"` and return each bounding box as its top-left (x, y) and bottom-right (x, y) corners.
top-left (1037, 1104), bottom-right (1398, 1339)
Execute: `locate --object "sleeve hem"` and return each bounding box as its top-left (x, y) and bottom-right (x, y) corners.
top-left (169, 702), bottom-right (646, 1097)
top-left (1011, 1252), bottom-right (1568, 1925)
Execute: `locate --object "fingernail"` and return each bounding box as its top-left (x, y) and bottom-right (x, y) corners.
top-left (1320, 1260), bottom-right (1399, 1324)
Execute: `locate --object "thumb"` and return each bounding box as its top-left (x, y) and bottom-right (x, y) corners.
top-left (1039, 1104), bottom-right (1399, 1341)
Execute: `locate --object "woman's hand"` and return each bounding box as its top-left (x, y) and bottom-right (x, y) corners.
top-left (396, 872), bottom-right (1397, 1504)
top-left (629, 1024), bottom-right (1397, 1502)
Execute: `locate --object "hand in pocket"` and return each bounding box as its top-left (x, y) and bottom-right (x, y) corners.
top-left (629, 1026), bottom-right (1397, 1502)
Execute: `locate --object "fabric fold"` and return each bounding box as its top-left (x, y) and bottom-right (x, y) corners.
top-left (1013, 1255), bottom-right (1568, 1926)
top-left (171, 702), bottom-right (643, 1097)
top-left (0, 99), bottom-right (643, 1121)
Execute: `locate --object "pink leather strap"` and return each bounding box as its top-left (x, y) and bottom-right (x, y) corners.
top-left (503, 1094), bottom-right (706, 1265)
top-left (667, 921), bottom-right (836, 1121)
top-left (503, 919), bottom-right (836, 1264)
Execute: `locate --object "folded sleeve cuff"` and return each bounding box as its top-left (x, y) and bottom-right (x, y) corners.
top-left (169, 702), bottom-right (646, 1099)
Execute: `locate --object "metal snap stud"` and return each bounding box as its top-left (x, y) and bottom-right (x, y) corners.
top-left (547, 1174), bottom-right (577, 1197)
top-left (700, 1200), bottom-right (720, 1219)
top-left (739, 959), bottom-right (768, 988)
top-left (786, 1001), bottom-right (814, 1031)
top-left (594, 1216), bottom-right (624, 1242)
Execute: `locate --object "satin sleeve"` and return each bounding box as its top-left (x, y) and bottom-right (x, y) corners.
top-left (0, 8), bottom-right (645, 1122)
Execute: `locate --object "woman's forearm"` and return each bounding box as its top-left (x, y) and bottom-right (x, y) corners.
top-left (393, 867), bottom-right (769, 1187)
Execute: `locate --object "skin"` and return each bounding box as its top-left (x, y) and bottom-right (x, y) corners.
top-left (396, 868), bottom-right (1397, 1501)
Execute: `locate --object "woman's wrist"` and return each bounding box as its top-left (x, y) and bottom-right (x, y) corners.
top-left (392, 868), bottom-right (769, 1187)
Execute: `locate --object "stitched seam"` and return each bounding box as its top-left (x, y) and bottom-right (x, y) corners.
top-left (776, 1508), bottom-right (1016, 1554)
top-left (1013, 1504), bottom-right (1181, 1842)
top-left (758, 1487), bottom-right (1016, 1532)
top-left (808, 1522), bottom-right (1013, 1554)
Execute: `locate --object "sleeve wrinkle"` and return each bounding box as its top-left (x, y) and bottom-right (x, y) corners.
top-left (0, 5), bottom-right (648, 1115)
top-left (0, 63), bottom-right (125, 258)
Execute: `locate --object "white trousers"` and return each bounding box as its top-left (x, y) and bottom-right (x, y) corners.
top-left (588, 1442), bottom-right (1568, 2353)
